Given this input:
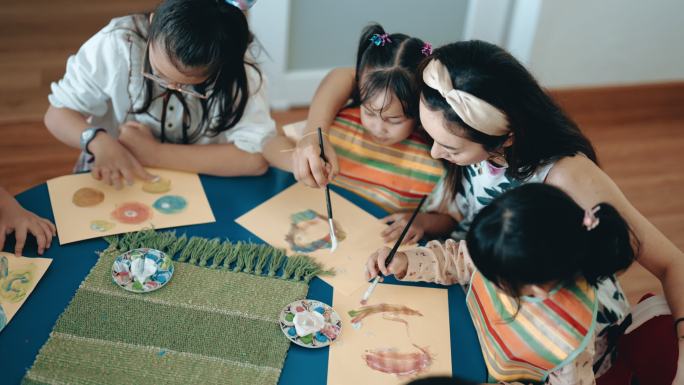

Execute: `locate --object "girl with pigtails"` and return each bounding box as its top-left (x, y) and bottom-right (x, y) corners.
top-left (266, 25), bottom-right (451, 244)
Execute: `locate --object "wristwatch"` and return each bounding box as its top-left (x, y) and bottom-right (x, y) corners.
top-left (80, 127), bottom-right (106, 156)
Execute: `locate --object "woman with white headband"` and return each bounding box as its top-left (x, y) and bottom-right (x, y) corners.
top-left (368, 40), bottom-right (683, 385)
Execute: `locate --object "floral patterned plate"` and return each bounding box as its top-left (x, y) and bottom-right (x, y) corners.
top-left (279, 299), bottom-right (342, 348)
top-left (111, 248), bottom-right (174, 293)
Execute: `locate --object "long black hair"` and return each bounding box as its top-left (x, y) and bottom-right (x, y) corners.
top-left (419, 40), bottom-right (596, 197)
top-left (132, 0), bottom-right (260, 142)
top-left (466, 183), bottom-right (638, 299)
top-left (351, 24), bottom-right (427, 120)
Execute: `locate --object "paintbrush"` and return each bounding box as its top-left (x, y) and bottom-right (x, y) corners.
top-left (361, 195), bottom-right (428, 304)
top-left (318, 127), bottom-right (338, 253)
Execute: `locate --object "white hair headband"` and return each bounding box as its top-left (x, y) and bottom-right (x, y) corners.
top-left (423, 59), bottom-right (509, 136)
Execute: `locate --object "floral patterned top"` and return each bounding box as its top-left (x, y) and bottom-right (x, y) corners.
top-left (425, 160), bottom-right (555, 239)
top-left (403, 237), bottom-right (631, 383)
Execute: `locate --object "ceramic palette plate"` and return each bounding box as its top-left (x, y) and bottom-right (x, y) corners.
top-left (279, 299), bottom-right (342, 348)
top-left (111, 248), bottom-right (174, 293)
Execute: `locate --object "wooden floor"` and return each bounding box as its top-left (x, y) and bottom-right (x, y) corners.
top-left (1, 1), bottom-right (683, 306)
top-left (0, 0), bottom-right (160, 123)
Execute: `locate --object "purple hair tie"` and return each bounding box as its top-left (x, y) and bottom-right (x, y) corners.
top-left (370, 33), bottom-right (392, 47)
top-left (421, 42), bottom-right (433, 56)
top-left (583, 206), bottom-right (601, 231)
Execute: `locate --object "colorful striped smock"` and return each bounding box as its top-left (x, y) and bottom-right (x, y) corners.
top-left (328, 108), bottom-right (445, 212)
top-left (466, 271), bottom-right (598, 383)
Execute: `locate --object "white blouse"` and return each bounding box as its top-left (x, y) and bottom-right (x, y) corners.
top-left (49, 15), bottom-right (276, 170)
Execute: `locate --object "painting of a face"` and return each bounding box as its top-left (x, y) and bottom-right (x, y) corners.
top-left (285, 210), bottom-right (346, 253)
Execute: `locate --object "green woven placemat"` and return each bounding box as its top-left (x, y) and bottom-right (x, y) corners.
top-left (23, 230), bottom-right (326, 385)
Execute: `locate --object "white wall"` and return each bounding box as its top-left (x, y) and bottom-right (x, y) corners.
top-left (253, 0), bottom-right (684, 108)
top-left (287, 0), bottom-right (468, 71)
top-left (251, 0), bottom-right (486, 109)
top-left (524, 0), bottom-right (684, 88)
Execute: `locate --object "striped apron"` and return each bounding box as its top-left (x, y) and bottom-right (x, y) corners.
top-left (328, 108), bottom-right (445, 212)
top-left (466, 271), bottom-right (598, 383)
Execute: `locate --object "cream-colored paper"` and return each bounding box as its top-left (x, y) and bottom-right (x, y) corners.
top-left (328, 284), bottom-right (452, 384)
top-left (0, 252), bottom-right (52, 332)
top-left (48, 168), bottom-right (215, 244)
top-left (236, 183), bottom-right (391, 295)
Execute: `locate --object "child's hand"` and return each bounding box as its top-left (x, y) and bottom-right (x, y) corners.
top-left (381, 213), bottom-right (426, 245)
top-left (0, 189), bottom-right (56, 256)
top-left (89, 128), bottom-right (156, 189)
top-left (117, 122), bottom-right (160, 167)
top-left (365, 247), bottom-right (408, 280)
top-left (292, 130), bottom-right (339, 188)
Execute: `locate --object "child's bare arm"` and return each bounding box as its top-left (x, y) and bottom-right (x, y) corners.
top-left (116, 122), bottom-right (268, 177)
top-left (302, 67), bottom-right (356, 135)
top-left (293, 67), bottom-right (356, 188)
top-left (263, 135), bottom-right (295, 172)
top-left (44, 106), bottom-right (90, 148)
top-left (44, 106), bottom-right (155, 187)
top-left (144, 142), bottom-right (269, 176)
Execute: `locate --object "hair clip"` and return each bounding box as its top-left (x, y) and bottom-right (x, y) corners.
top-left (421, 42), bottom-right (433, 56)
top-left (369, 33), bottom-right (392, 47)
top-left (583, 206), bottom-right (601, 231)
top-left (225, 0), bottom-right (257, 11)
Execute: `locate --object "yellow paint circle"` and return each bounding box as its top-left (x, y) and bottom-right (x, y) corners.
top-left (90, 220), bottom-right (115, 232)
top-left (142, 178), bottom-right (172, 194)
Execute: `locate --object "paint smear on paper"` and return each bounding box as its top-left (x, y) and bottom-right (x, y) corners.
top-left (72, 187), bottom-right (105, 207)
top-left (47, 169), bottom-right (215, 244)
top-left (349, 303), bottom-right (432, 376)
top-left (363, 345), bottom-right (433, 376)
top-left (153, 195), bottom-right (188, 214)
top-left (285, 209), bottom-right (346, 253)
top-left (90, 220), bottom-right (115, 232)
top-left (348, 304), bottom-right (423, 324)
top-left (111, 202), bottom-right (152, 224)
top-left (0, 257), bottom-right (35, 303)
top-left (142, 178), bottom-right (172, 194)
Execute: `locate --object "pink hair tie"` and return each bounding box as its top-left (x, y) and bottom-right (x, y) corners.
top-left (583, 206), bottom-right (601, 231)
top-left (421, 42), bottom-right (433, 56)
top-left (370, 33), bottom-right (392, 47)
top-left (225, 0), bottom-right (256, 11)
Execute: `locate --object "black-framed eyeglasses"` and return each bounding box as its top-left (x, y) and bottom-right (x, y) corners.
top-left (142, 43), bottom-right (212, 99)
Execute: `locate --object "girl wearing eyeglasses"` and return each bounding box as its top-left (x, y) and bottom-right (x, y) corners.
top-left (44, 0), bottom-right (275, 187)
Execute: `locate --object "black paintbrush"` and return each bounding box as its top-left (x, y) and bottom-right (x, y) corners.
top-left (361, 195), bottom-right (428, 303)
top-left (318, 127), bottom-right (338, 252)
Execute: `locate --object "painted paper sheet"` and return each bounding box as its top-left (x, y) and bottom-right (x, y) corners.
top-left (48, 168), bottom-right (215, 244)
top-left (0, 252), bottom-right (52, 332)
top-left (328, 284), bottom-right (452, 384)
top-left (236, 183), bottom-right (394, 295)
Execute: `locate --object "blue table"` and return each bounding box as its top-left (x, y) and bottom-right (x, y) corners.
top-left (0, 168), bottom-right (486, 384)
